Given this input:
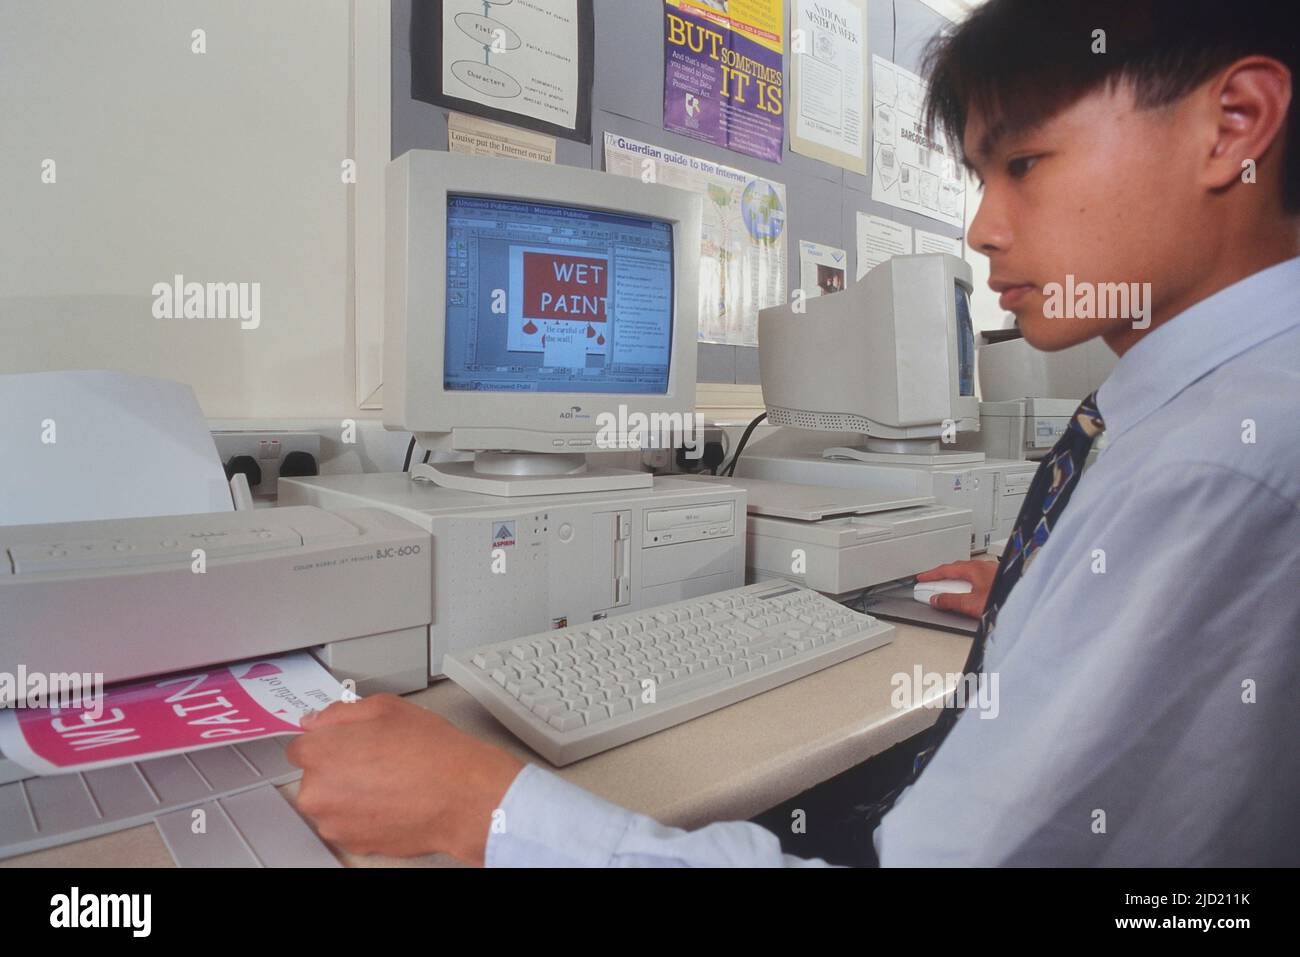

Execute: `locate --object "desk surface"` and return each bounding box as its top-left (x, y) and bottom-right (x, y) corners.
top-left (3, 619), bottom-right (972, 868)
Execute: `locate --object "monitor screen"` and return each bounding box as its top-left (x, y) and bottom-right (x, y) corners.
top-left (955, 282), bottom-right (975, 397)
top-left (443, 195), bottom-right (675, 395)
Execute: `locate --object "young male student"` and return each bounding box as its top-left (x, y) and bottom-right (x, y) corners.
top-left (287, 0), bottom-right (1299, 866)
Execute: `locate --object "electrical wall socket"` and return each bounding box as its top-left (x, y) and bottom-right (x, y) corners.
top-left (641, 427), bottom-right (729, 474)
top-left (211, 431), bottom-right (322, 499)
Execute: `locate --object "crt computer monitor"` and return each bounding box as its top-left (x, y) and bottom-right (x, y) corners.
top-left (758, 253), bottom-right (978, 453)
top-left (384, 151), bottom-right (702, 494)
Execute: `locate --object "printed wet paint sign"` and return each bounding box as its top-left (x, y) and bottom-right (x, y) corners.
top-left (0, 652), bottom-right (345, 775)
top-left (492, 521), bottom-right (517, 548)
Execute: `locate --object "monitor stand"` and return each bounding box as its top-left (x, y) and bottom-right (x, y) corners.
top-left (823, 436), bottom-right (985, 468)
top-left (411, 452), bottom-right (653, 497)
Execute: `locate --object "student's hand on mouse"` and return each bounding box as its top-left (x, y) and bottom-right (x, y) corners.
top-left (915, 560), bottom-right (997, 619)
top-left (286, 694), bottom-right (524, 864)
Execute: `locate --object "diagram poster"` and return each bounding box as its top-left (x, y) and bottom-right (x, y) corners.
top-left (605, 132), bottom-right (787, 346)
top-left (791, 0), bottom-right (867, 173)
top-left (411, 0), bottom-right (595, 143)
top-left (870, 54), bottom-right (965, 227)
top-left (663, 0), bottom-right (785, 164)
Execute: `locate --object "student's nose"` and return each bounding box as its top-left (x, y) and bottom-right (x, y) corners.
top-left (967, 187), bottom-right (1011, 256)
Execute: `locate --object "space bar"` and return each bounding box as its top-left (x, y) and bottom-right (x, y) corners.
top-left (656, 668), bottom-right (731, 701)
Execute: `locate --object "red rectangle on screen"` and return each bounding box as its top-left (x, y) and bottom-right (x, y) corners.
top-left (523, 252), bottom-right (608, 323)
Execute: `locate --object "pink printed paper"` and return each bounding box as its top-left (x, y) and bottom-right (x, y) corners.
top-left (0, 652), bottom-right (348, 775)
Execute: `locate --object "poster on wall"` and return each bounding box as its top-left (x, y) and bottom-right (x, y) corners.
top-left (447, 112), bottom-right (557, 163)
top-left (916, 228), bottom-right (962, 257)
top-left (790, 0), bottom-right (867, 173)
top-left (604, 132), bottom-right (787, 347)
top-left (662, 0), bottom-right (785, 164)
top-left (411, 0), bottom-right (595, 143)
top-left (799, 240), bottom-right (848, 297)
top-left (870, 54), bottom-right (965, 227)
top-left (856, 211), bottom-right (912, 279)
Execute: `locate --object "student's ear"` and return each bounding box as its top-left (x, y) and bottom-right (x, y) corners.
top-left (1201, 56), bottom-right (1292, 196)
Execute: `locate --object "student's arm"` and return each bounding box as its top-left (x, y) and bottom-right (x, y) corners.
top-left (287, 694), bottom-right (834, 866)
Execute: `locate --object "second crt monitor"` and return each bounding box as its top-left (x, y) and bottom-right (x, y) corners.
top-left (385, 151), bottom-right (703, 496)
top-left (759, 253), bottom-right (978, 454)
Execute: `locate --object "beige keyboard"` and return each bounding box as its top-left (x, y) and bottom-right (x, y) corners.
top-left (443, 582), bottom-right (894, 765)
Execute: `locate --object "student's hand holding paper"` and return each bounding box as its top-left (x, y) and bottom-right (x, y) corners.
top-left (915, 560), bottom-right (998, 619)
top-left (287, 694), bottom-right (524, 864)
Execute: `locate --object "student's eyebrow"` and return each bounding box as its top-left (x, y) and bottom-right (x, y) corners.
top-left (959, 121), bottom-right (1003, 180)
top-left (974, 120), bottom-right (1008, 166)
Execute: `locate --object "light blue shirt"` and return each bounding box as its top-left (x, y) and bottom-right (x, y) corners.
top-left (486, 256), bottom-right (1300, 867)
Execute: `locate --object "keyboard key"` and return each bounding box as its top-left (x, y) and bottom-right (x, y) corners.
top-left (532, 699), bottom-right (568, 720)
top-left (520, 689), bottom-right (559, 709)
top-left (548, 711), bottom-right (584, 732)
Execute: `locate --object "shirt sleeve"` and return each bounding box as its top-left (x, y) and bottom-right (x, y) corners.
top-left (875, 460), bottom-right (1300, 866)
top-left (485, 763), bottom-right (837, 867)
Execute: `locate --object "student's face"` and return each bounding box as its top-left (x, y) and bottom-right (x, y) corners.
top-left (964, 85), bottom-right (1195, 351)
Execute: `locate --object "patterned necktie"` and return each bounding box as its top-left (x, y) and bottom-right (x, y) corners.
top-left (865, 391), bottom-right (1106, 822)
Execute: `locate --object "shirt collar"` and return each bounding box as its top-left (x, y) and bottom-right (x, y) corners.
top-left (1096, 255), bottom-right (1300, 440)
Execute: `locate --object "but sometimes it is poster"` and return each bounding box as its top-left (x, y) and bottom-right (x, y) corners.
top-left (663, 0), bottom-right (785, 163)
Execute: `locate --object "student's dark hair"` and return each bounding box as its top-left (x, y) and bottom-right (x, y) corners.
top-left (922, 0), bottom-right (1300, 211)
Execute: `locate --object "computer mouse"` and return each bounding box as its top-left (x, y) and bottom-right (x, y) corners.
top-left (913, 579), bottom-right (973, 604)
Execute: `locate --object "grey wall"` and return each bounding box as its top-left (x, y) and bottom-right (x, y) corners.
top-left (391, 0), bottom-right (958, 384)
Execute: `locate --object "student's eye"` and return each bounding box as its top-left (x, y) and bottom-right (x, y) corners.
top-left (1006, 155), bottom-right (1042, 179)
